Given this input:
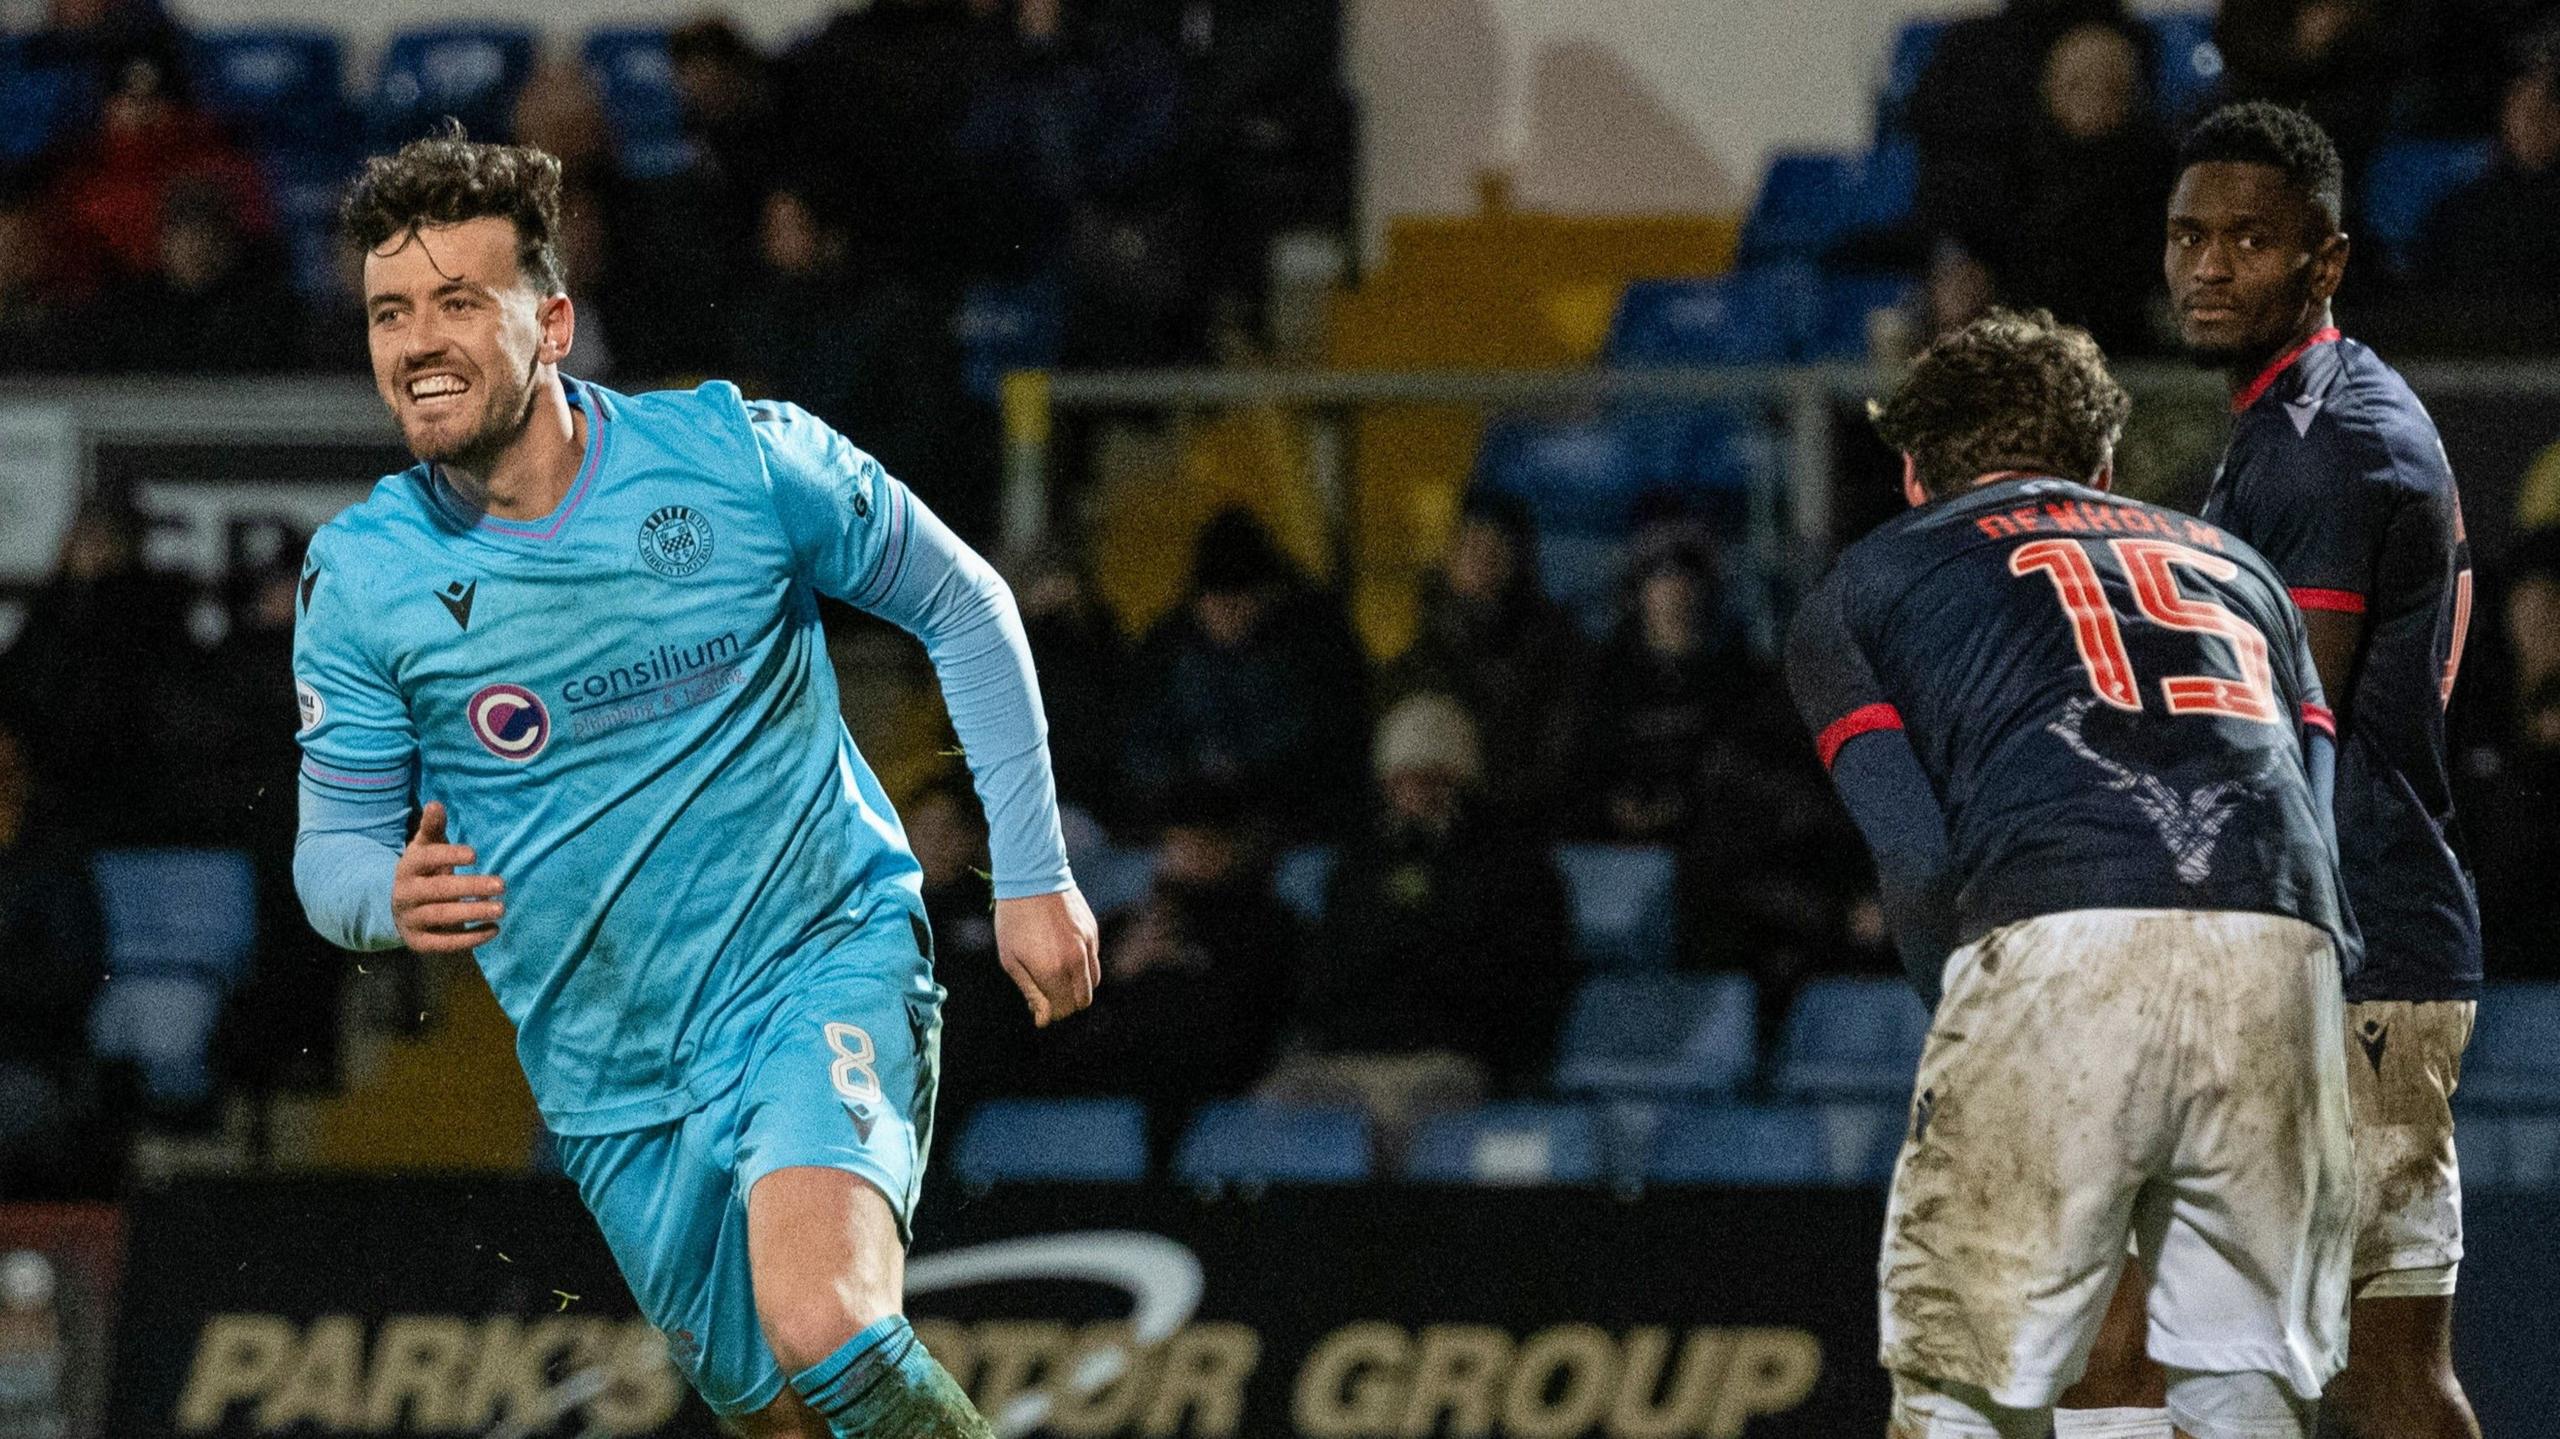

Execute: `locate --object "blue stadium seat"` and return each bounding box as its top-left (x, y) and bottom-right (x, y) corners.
top-left (1552, 843), bottom-right (1678, 969)
top-left (2457, 1109), bottom-right (2560, 1191)
top-left (1271, 844), bottom-right (1337, 923)
top-left (1067, 840), bottom-right (1155, 919)
top-left (0, 37), bottom-right (95, 165)
top-left (1647, 1100), bottom-right (1905, 1187)
top-left (88, 975), bottom-right (224, 1111)
top-left (2459, 983), bottom-right (2560, 1108)
top-left (955, 278), bottom-right (1065, 405)
top-left (1472, 410), bottom-right (1656, 536)
top-left (1553, 973), bottom-right (1757, 1097)
top-left (1739, 151), bottom-right (1862, 265)
top-left (1405, 1103), bottom-right (1603, 1185)
top-left (953, 1097), bottom-right (1149, 1186)
top-left (581, 26), bottom-right (692, 178)
top-left (1772, 975), bottom-right (1932, 1100)
top-left (2362, 139), bottom-right (2495, 274)
top-left (260, 147), bottom-right (363, 299)
top-left (91, 849), bottom-right (258, 984)
top-left (2146, 12), bottom-right (2224, 125)
top-left (1857, 136), bottom-right (1920, 233)
top-left (1173, 1100), bottom-right (1370, 1187)
top-left (370, 24), bottom-right (538, 146)
top-left (1809, 272), bottom-right (1920, 361)
top-left (1606, 265), bottom-right (1820, 368)
top-left (192, 28), bottom-right (349, 149)
top-left (1878, 18), bottom-right (1955, 135)
top-left (1538, 533), bottom-right (1622, 639)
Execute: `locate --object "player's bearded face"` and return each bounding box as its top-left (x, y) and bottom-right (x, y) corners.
top-left (2165, 161), bottom-right (2339, 367)
top-left (362, 218), bottom-right (556, 470)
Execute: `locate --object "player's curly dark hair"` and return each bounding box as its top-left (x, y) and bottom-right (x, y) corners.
top-left (2177, 101), bottom-right (2345, 233)
top-left (340, 120), bottom-right (566, 295)
top-left (1868, 308), bottom-right (2131, 499)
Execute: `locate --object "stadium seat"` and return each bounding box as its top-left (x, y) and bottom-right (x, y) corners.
top-left (1857, 136), bottom-right (1920, 233)
top-left (1066, 837), bottom-right (1154, 919)
top-left (0, 37), bottom-right (94, 166)
top-left (1646, 1100), bottom-right (1904, 1187)
top-left (1271, 844), bottom-right (1337, 923)
top-left (90, 849), bottom-right (259, 984)
top-left (1877, 17), bottom-right (1954, 136)
top-left (1404, 1103), bottom-right (1603, 1185)
top-left (1739, 151), bottom-right (1862, 265)
top-left (1173, 1100), bottom-right (1370, 1187)
top-left (2361, 139), bottom-right (2495, 274)
top-left (1808, 271), bottom-right (1920, 361)
top-left (581, 26), bottom-right (693, 179)
top-left (1472, 410), bottom-right (1656, 537)
top-left (1552, 843), bottom-right (1678, 969)
top-left (1538, 533), bottom-right (1623, 639)
top-left (192, 28), bottom-right (349, 149)
top-left (1771, 975), bottom-right (1932, 1100)
top-left (2457, 983), bottom-right (2560, 1108)
top-left (2145, 12), bottom-right (2224, 125)
top-left (1606, 265), bottom-right (1820, 368)
top-left (955, 278), bottom-right (1065, 405)
top-left (953, 1097), bottom-right (1149, 1186)
top-left (88, 975), bottom-right (225, 1112)
top-left (369, 24), bottom-right (538, 147)
top-left (1553, 973), bottom-right (1757, 1097)
top-left (261, 147), bottom-right (363, 299)
top-left (2457, 1108), bottom-right (2560, 1191)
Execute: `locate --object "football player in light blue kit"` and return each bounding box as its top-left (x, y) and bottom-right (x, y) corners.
top-left (290, 131), bottom-right (1099, 1439)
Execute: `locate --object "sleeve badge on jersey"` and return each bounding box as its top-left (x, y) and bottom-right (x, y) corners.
top-left (295, 679), bottom-right (326, 735)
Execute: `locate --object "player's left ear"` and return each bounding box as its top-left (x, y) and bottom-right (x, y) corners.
top-left (2310, 228), bottom-right (2349, 303)
top-left (1900, 453), bottom-right (1930, 509)
top-left (536, 293), bottom-right (576, 367)
top-left (2089, 462), bottom-right (2115, 493)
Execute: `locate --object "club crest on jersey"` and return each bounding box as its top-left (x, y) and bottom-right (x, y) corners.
top-left (637, 504), bottom-right (714, 578)
top-left (466, 682), bottom-right (552, 762)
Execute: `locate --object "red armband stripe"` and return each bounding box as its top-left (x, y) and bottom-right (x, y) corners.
top-left (2290, 587), bottom-right (2366, 615)
top-left (2302, 702), bottom-right (2336, 737)
top-left (1816, 703), bottom-right (1904, 770)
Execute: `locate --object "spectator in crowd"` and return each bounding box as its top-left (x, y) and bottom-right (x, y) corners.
top-left (2215, 0), bottom-right (2397, 189)
top-left (2000, 23), bottom-right (2176, 354)
top-left (731, 177), bottom-right (868, 429)
top-left (1041, 782), bottom-right (1298, 1141)
top-left (42, 38), bottom-right (271, 296)
top-left (509, 63), bottom-right (628, 379)
top-left (1263, 694), bottom-right (1572, 1163)
top-left (1391, 492), bottom-right (1583, 828)
top-left (1122, 507), bottom-right (1369, 838)
top-left (0, 724), bottom-right (109, 1199)
top-left (1008, 541), bottom-right (1132, 827)
top-left (2411, 31), bottom-right (2560, 315)
top-left (82, 176), bottom-right (304, 372)
top-left (0, 489), bottom-right (194, 847)
top-left (668, 15), bottom-right (782, 252)
top-left (2476, 525), bottom-right (2560, 978)
top-left (903, 771), bottom-right (1028, 1129)
top-left (0, 184), bottom-right (75, 372)
top-left (1573, 521), bottom-right (1764, 843)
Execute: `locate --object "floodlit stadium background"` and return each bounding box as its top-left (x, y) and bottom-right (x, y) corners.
top-left (2, 1), bottom-right (2558, 1435)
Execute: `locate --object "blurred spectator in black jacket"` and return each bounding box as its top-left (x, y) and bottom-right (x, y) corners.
top-left (731, 178), bottom-right (868, 430)
top-left (1041, 783), bottom-right (1297, 1144)
top-left (1575, 523), bottom-right (1763, 843)
top-left (0, 723), bottom-right (109, 1198)
top-left (2215, 0), bottom-right (2397, 191)
top-left (0, 183), bottom-right (77, 373)
top-left (1008, 541), bottom-right (1131, 828)
top-left (82, 176), bottom-right (304, 373)
top-left (1123, 508), bottom-right (1368, 838)
top-left (0, 490), bottom-right (194, 847)
top-left (1391, 492), bottom-right (1583, 829)
top-left (2000, 24), bottom-right (2176, 354)
top-left (2410, 35), bottom-right (2560, 324)
top-left (1263, 694), bottom-right (1572, 1162)
top-left (2477, 526), bottom-right (2560, 978)
top-left (905, 771), bottom-right (1027, 1130)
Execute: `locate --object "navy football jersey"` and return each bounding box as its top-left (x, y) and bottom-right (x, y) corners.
top-left (2202, 331), bottom-right (2480, 1002)
top-left (1790, 476), bottom-right (2348, 955)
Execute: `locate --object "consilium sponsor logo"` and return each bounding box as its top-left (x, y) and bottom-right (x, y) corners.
top-left (466, 683), bottom-right (552, 762)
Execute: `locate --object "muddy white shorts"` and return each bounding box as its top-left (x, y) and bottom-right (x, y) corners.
top-left (1878, 908), bottom-right (2355, 1408)
top-left (2341, 998), bottom-right (2475, 1296)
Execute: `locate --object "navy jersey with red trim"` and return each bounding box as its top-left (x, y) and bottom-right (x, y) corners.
top-left (2201, 333), bottom-right (2480, 1001)
top-left (1788, 476), bottom-right (2349, 967)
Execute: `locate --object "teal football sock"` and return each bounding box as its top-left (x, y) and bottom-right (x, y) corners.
top-left (789, 1315), bottom-right (993, 1439)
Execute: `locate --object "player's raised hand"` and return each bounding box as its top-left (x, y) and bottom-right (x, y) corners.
top-left (992, 886), bottom-right (1100, 1027)
top-left (393, 801), bottom-right (505, 953)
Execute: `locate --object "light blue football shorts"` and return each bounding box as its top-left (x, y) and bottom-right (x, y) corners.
top-left (555, 909), bottom-right (944, 1417)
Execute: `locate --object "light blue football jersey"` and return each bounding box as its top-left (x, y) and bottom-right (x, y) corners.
top-left (292, 379), bottom-right (1067, 1134)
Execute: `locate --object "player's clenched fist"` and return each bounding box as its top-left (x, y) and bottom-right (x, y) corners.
top-left (992, 887), bottom-right (1101, 1027)
top-left (393, 801), bottom-right (505, 953)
